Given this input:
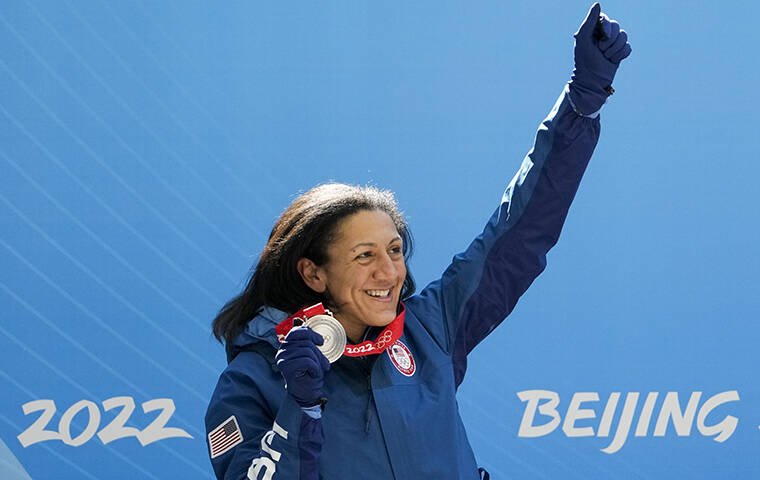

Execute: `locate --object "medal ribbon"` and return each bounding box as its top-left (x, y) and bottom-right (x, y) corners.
top-left (275, 302), bottom-right (405, 357)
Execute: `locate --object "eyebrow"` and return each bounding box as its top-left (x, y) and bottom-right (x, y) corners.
top-left (350, 236), bottom-right (402, 251)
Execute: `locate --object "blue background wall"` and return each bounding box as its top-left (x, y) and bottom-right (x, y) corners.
top-left (2, 1), bottom-right (758, 478)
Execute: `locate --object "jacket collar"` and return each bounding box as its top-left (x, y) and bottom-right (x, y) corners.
top-left (226, 306), bottom-right (287, 363)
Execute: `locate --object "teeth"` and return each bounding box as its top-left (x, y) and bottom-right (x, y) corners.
top-left (366, 289), bottom-right (390, 297)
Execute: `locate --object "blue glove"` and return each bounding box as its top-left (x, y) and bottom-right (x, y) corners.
top-left (276, 327), bottom-right (331, 408)
top-left (569, 3), bottom-right (632, 115)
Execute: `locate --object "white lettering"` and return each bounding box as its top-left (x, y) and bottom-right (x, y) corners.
top-left (563, 392), bottom-right (598, 437)
top-left (634, 392), bottom-right (659, 437)
top-left (654, 392), bottom-right (701, 437)
top-left (98, 396), bottom-right (141, 444)
top-left (601, 392), bottom-right (639, 454)
top-left (139, 399), bottom-right (193, 446)
top-left (248, 457), bottom-right (276, 480)
top-left (517, 390), bottom-right (561, 438)
top-left (250, 421), bottom-right (289, 479)
top-left (261, 431), bottom-right (281, 462)
top-left (17, 396), bottom-right (191, 448)
top-left (597, 392), bottom-right (620, 437)
top-left (346, 344), bottom-right (373, 354)
top-left (59, 400), bottom-right (100, 447)
top-left (17, 400), bottom-right (61, 447)
top-left (516, 389), bottom-right (741, 454)
top-left (273, 421), bottom-right (288, 440)
top-left (697, 390), bottom-right (739, 443)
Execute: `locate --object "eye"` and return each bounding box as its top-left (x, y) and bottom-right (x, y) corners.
top-left (355, 251), bottom-right (373, 260)
top-left (389, 245), bottom-right (403, 255)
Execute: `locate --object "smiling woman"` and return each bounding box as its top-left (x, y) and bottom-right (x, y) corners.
top-left (297, 209), bottom-right (408, 343)
top-left (210, 183), bottom-right (415, 348)
top-left (204, 4), bottom-right (631, 479)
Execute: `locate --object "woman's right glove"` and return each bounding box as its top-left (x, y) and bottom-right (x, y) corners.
top-left (568, 3), bottom-right (632, 115)
top-left (276, 327), bottom-right (331, 408)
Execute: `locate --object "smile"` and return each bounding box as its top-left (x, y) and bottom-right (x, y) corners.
top-left (365, 289), bottom-right (392, 298)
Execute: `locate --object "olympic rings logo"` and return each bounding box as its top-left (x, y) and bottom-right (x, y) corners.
top-left (374, 331), bottom-right (393, 349)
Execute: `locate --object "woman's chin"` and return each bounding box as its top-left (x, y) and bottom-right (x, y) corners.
top-left (366, 310), bottom-right (398, 328)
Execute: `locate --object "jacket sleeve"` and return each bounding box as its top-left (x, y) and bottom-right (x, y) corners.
top-left (205, 352), bottom-right (323, 480)
top-left (407, 85), bottom-right (601, 386)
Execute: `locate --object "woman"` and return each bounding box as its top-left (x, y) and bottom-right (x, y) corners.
top-left (206, 4), bottom-right (630, 479)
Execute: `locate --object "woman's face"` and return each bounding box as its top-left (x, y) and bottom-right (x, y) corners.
top-left (315, 210), bottom-right (407, 340)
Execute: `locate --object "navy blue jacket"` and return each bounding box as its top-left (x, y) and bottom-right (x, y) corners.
top-left (205, 85), bottom-right (601, 479)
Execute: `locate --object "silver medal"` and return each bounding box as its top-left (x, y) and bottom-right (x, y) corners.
top-left (305, 314), bottom-right (346, 363)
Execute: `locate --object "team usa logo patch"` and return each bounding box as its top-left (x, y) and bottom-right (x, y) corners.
top-left (387, 340), bottom-right (415, 376)
top-left (208, 415), bottom-right (243, 458)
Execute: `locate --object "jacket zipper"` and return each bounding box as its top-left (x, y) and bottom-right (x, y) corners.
top-left (365, 366), bottom-right (372, 432)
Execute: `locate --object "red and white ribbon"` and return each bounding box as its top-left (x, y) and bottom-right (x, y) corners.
top-left (276, 303), bottom-right (405, 358)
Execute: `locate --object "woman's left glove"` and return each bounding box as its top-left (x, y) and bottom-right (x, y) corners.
top-left (569, 3), bottom-right (632, 115)
top-left (276, 327), bottom-right (331, 408)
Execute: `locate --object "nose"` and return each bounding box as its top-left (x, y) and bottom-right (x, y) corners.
top-left (373, 251), bottom-right (399, 283)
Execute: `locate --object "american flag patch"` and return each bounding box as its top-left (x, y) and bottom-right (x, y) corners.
top-left (208, 415), bottom-right (243, 458)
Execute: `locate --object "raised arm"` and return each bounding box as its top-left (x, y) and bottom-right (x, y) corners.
top-left (407, 3), bottom-right (631, 386)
